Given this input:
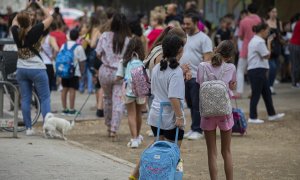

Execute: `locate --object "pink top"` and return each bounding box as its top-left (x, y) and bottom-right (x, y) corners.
top-left (96, 32), bottom-right (130, 69)
top-left (196, 62), bottom-right (236, 122)
top-left (147, 28), bottom-right (163, 50)
top-left (238, 14), bottom-right (261, 58)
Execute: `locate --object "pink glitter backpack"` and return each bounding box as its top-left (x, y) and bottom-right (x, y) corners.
top-left (131, 65), bottom-right (151, 97)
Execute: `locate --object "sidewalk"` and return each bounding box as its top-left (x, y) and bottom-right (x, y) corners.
top-left (0, 132), bottom-right (134, 180)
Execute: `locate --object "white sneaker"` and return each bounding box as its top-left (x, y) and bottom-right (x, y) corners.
top-left (248, 118), bottom-right (264, 124)
top-left (137, 135), bottom-right (144, 145)
top-left (268, 113), bottom-right (285, 121)
top-left (58, 84), bottom-right (63, 92)
top-left (184, 130), bottom-right (193, 139)
top-left (127, 139), bottom-right (139, 148)
top-left (187, 131), bottom-right (203, 140)
top-left (26, 129), bottom-right (35, 136)
top-left (146, 130), bottom-right (154, 137)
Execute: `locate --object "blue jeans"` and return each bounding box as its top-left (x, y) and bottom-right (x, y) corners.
top-left (268, 58), bottom-right (279, 87)
top-left (79, 64), bottom-right (94, 94)
top-left (185, 78), bottom-right (202, 133)
top-left (16, 68), bottom-right (51, 129)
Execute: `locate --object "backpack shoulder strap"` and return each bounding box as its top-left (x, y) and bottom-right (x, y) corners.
top-left (201, 62), bottom-right (208, 82)
top-left (70, 43), bottom-right (78, 51)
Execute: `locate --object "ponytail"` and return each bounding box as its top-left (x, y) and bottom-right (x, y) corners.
top-left (160, 59), bottom-right (168, 71)
top-left (16, 11), bottom-right (31, 45)
top-left (211, 53), bottom-right (223, 67)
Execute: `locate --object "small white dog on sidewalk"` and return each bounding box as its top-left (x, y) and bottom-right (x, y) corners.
top-left (43, 113), bottom-right (75, 140)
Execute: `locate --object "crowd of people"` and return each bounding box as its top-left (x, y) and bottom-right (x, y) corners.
top-left (1, 0), bottom-right (300, 179)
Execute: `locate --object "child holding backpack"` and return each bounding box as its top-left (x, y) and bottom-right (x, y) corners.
top-left (116, 37), bottom-right (146, 148)
top-left (196, 40), bottom-right (237, 180)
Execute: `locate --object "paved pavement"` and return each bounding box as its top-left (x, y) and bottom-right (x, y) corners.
top-left (0, 132), bottom-right (134, 180)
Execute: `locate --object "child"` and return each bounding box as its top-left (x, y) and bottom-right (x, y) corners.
top-left (116, 37), bottom-right (146, 148)
top-left (196, 40), bottom-right (237, 180)
top-left (60, 29), bottom-right (87, 116)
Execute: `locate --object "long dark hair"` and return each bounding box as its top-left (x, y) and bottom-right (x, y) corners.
top-left (123, 36), bottom-right (145, 67)
top-left (111, 13), bottom-right (131, 54)
top-left (211, 40), bottom-right (235, 67)
top-left (160, 34), bottom-right (184, 71)
top-left (17, 11), bottom-right (31, 46)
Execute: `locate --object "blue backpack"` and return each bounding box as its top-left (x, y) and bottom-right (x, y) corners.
top-left (232, 100), bottom-right (247, 135)
top-left (55, 43), bottom-right (78, 78)
top-left (139, 102), bottom-right (182, 180)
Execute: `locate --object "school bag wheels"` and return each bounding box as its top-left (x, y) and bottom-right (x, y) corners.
top-left (232, 98), bottom-right (247, 135)
top-left (139, 102), bottom-right (183, 180)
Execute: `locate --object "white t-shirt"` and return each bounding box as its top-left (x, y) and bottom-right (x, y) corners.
top-left (148, 64), bottom-right (185, 130)
top-left (247, 35), bottom-right (270, 70)
top-left (180, 31), bottom-right (213, 78)
top-left (59, 41), bottom-right (87, 77)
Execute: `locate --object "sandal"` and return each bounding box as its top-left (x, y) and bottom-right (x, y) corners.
top-left (110, 131), bottom-right (119, 142)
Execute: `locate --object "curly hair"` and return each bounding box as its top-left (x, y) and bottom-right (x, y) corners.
top-left (123, 36), bottom-right (146, 67)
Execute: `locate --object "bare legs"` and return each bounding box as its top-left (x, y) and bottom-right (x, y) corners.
top-left (204, 129), bottom-right (233, 180)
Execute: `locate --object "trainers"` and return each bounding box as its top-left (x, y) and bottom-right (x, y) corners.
top-left (248, 118), bottom-right (264, 124)
top-left (270, 86), bottom-right (276, 95)
top-left (187, 131), bottom-right (203, 140)
top-left (146, 130), bottom-right (154, 137)
top-left (68, 109), bottom-right (80, 116)
top-left (96, 109), bottom-right (104, 117)
top-left (127, 139), bottom-right (139, 148)
top-left (268, 113), bottom-right (285, 121)
top-left (184, 130), bottom-right (193, 139)
top-left (26, 129), bottom-right (35, 136)
top-left (61, 109), bottom-right (69, 115)
top-left (137, 135), bottom-right (144, 145)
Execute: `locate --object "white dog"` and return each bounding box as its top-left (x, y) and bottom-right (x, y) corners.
top-left (43, 113), bottom-right (75, 140)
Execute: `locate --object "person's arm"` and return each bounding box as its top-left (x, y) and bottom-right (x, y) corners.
top-left (264, 36), bottom-right (274, 59)
top-left (49, 36), bottom-right (59, 59)
top-left (12, 14), bottom-right (19, 27)
top-left (238, 21), bottom-right (244, 40)
top-left (35, 0), bottom-right (53, 30)
top-left (202, 35), bottom-right (213, 62)
top-left (203, 52), bottom-right (212, 61)
top-left (90, 29), bottom-right (100, 48)
top-left (170, 98), bottom-right (184, 128)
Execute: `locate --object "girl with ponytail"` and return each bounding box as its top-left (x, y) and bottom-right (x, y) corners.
top-left (129, 34), bottom-right (186, 180)
top-left (11, 0), bottom-right (53, 135)
top-left (196, 40), bottom-right (237, 180)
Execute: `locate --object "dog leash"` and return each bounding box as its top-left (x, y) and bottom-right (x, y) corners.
top-left (73, 93), bottom-right (92, 122)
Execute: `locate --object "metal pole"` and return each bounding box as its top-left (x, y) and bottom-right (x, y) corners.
top-left (13, 88), bottom-right (19, 138)
top-left (0, 86), bottom-right (3, 118)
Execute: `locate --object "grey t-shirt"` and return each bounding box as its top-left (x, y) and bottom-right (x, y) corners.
top-left (247, 35), bottom-right (270, 70)
top-left (180, 31), bottom-right (213, 78)
top-left (148, 64), bottom-right (185, 130)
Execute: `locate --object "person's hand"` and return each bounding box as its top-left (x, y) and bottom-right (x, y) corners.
top-left (267, 34), bottom-right (274, 45)
top-left (185, 71), bottom-right (192, 81)
top-left (35, 0), bottom-right (44, 7)
top-left (175, 117), bottom-right (184, 129)
top-left (181, 63), bottom-right (190, 74)
top-left (229, 81), bottom-right (237, 90)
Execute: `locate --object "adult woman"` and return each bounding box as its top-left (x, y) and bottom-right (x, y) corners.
top-left (289, 16), bottom-right (300, 88)
top-left (95, 13), bottom-right (131, 139)
top-left (247, 23), bottom-right (285, 124)
top-left (129, 34), bottom-right (185, 180)
top-left (266, 7), bottom-right (283, 94)
top-left (11, 0), bottom-right (53, 135)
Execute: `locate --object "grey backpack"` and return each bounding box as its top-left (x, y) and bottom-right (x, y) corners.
top-left (199, 63), bottom-right (232, 117)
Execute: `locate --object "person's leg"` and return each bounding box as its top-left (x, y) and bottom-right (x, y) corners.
top-left (61, 87), bottom-right (69, 110)
top-left (204, 130), bottom-right (218, 180)
top-left (79, 65), bottom-right (87, 93)
top-left (268, 59), bottom-right (277, 87)
top-left (87, 68), bottom-right (94, 94)
top-left (32, 69), bottom-right (51, 119)
top-left (136, 103), bottom-right (143, 137)
top-left (46, 64), bottom-right (52, 91)
top-left (248, 69), bottom-right (264, 119)
top-left (110, 83), bottom-right (124, 134)
top-left (261, 70), bottom-right (276, 116)
top-left (185, 80), bottom-right (193, 131)
top-left (126, 102), bottom-right (138, 139)
top-left (189, 78), bottom-right (201, 133)
top-left (220, 129), bottom-right (233, 180)
top-left (236, 58), bottom-right (248, 96)
top-left (289, 45), bottom-right (297, 86)
top-left (294, 46), bottom-right (300, 85)
top-left (99, 67), bottom-right (113, 132)
top-left (69, 88), bottom-right (76, 110)
top-left (16, 69), bottom-right (32, 129)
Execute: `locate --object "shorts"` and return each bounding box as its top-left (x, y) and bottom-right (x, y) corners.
top-left (95, 78), bottom-right (101, 89)
top-left (61, 76), bottom-right (79, 90)
top-left (124, 96), bottom-right (146, 105)
top-left (200, 114), bottom-right (234, 131)
top-left (151, 126), bottom-right (184, 141)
